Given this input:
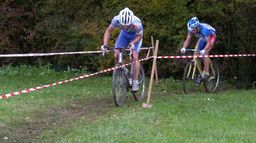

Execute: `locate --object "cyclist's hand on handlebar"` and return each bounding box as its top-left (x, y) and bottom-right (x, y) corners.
top-left (200, 49), bottom-right (205, 55)
top-left (180, 47), bottom-right (186, 54)
top-left (101, 45), bottom-right (108, 56)
top-left (128, 43), bottom-right (135, 55)
top-left (128, 43), bottom-right (135, 50)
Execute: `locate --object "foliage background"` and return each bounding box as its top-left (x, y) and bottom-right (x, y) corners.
top-left (0, 0), bottom-right (255, 87)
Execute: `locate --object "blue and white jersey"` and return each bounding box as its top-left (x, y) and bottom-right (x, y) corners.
top-left (189, 23), bottom-right (216, 39)
top-left (110, 15), bottom-right (143, 35)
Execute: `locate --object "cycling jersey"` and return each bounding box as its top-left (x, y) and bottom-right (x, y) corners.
top-left (189, 23), bottom-right (216, 39)
top-left (110, 15), bottom-right (143, 53)
top-left (189, 23), bottom-right (216, 50)
top-left (110, 15), bottom-right (143, 35)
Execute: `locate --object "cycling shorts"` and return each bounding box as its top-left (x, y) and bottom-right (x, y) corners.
top-left (198, 34), bottom-right (216, 50)
top-left (115, 30), bottom-right (142, 53)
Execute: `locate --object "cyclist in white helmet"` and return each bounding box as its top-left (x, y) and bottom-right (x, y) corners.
top-left (181, 17), bottom-right (216, 82)
top-left (101, 7), bottom-right (143, 91)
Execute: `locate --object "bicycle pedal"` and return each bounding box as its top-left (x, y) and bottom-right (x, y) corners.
top-left (209, 76), bottom-right (215, 80)
top-left (194, 77), bottom-right (201, 84)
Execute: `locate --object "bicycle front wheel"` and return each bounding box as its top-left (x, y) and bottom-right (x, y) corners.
top-left (132, 64), bottom-right (146, 101)
top-left (112, 65), bottom-right (127, 107)
top-left (204, 60), bottom-right (220, 93)
top-left (183, 61), bottom-right (203, 94)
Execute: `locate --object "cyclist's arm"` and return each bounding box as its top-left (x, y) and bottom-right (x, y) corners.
top-left (204, 37), bottom-right (211, 53)
top-left (130, 33), bottom-right (143, 45)
top-left (130, 23), bottom-right (143, 45)
top-left (204, 34), bottom-right (216, 53)
top-left (182, 34), bottom-right (192, 48)
top-left (103, 25), bottom-right (114, 45)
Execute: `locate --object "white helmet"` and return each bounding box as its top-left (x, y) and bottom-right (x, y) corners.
top-left (119, 7), bottom-right (134, 26)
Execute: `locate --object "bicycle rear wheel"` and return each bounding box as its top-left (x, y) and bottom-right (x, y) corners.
top-left (132, 64), bottom-right (146, 101)
top-left (204, 60), bottom-right (220, 93)
top-left (183, 61), bottom-right (203, 94)
top-left (112, 65), bottom-right (127, 107)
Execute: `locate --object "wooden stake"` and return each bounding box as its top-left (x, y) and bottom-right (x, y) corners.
top-left (142, 40), bottom-right (159, 109)
top-left (146, 36), bottom-right (153, 58)
top-left (147, 36), bottom-right (159, 85)
top-left (152, 39), bottom-right (159, 86)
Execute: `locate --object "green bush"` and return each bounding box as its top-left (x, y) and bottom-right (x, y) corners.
top-left (0, 0), bottom-right (255, 86)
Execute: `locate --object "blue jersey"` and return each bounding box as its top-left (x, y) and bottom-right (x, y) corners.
top-left (189, 23), bottom-right (216, 39)
top-left (110, 15), bottom-right (143, 35)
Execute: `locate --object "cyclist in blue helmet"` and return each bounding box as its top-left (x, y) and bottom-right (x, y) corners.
top-left (181, 17), bottom-right (216, 81)
top-left (101, 7), bottom-right (143, 91)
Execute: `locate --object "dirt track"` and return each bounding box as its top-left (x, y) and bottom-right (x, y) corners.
top-left (0, 96), bottom-right (114, 143)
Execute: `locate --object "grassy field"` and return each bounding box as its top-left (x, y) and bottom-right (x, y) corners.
top-left (0, 66), bottom-right (255, 143)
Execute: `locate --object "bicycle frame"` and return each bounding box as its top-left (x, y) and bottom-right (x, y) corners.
top-left (112, 46), bottom-right (146, 106)
top-left (117, 48), bottom-right (134, 86)
top-left (185, 49), bottom-right (215, 80)
top-left (183, 47), bottom-right (219, 94)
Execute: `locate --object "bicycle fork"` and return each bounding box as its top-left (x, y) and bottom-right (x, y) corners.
top-left (118, 49), bottom-right (133, 86)
top-left (129, 51), bottom-right (134, 86)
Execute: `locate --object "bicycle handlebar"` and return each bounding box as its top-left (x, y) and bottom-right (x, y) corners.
top-left (185, 48), bottom-right (200, 52)
top-left (102, 45), bottom-right (114, 51)
top-left (102, 45), bottom-right (134, 55)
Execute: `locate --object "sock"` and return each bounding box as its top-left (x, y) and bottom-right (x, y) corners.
top-left (203, 71), bottom-right (209, 76)
top-left (133, 80), bottom-right (138, 84)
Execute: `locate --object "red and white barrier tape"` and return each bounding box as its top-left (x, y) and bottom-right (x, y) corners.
top-left (1, 53), bottom-right (255, 99)
top-left (0, 51), bottom-right (101, 58)
top-left (0, 47), bottom-right (152, 58)
top-left (0, 57), bottom-right (151, 99)
top-left (156, 54), bottom-right (256, 59)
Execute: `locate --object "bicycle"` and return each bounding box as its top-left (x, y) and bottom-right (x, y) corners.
top-left (183, 48), bottom-right (220, 94)
top-left (104, 46), bottom-right (146, 107)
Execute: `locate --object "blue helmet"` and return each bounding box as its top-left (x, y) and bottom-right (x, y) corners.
top-left (187, 17), bottom-right (199, 32)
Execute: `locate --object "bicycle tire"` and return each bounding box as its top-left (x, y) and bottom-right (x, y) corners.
top-left (112, 65), bottom-right (127, 107)
top-left (132, 64), bottom-right (146, 101)
top-left (183, 61), bottom-right (203, 94)
top-left (204, 60), bottom-right (220, 93)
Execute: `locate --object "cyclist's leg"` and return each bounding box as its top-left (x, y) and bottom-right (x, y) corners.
top-left (198, 38), bottom-right (207, 51)
top-left (115, 30), bottom-right (130, 63)
top-left (197, 38), bottom-right (209, 77)
top-left (131, 39), bottom-right (142, 91)
top-left (132, 39), bottom-right (142, 80)
top-left (203, 35), bottom-right (216, 78)
top-left (120, 31), bottom-right (142, 80)
top-left (123, 32), bottom-right (142, 91)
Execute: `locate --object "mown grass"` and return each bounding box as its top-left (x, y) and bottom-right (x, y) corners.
top-left (0, 66), bottom-right (255, 143)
